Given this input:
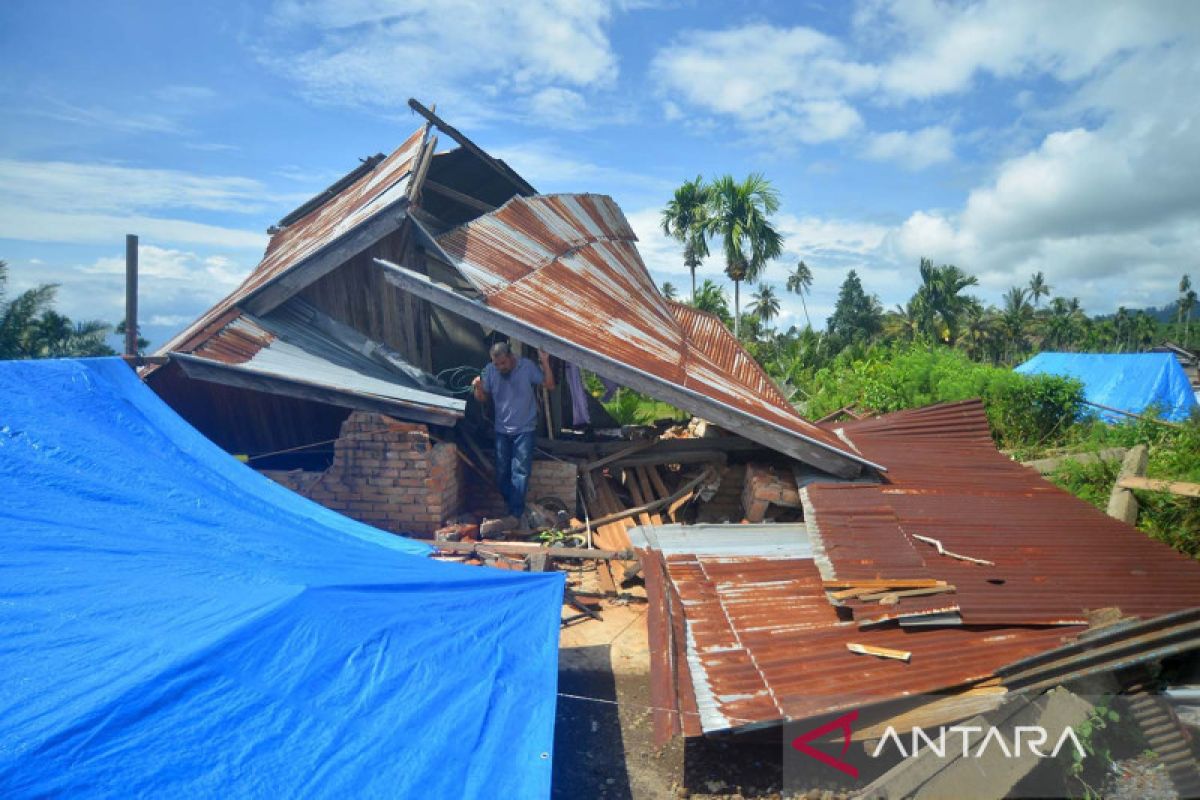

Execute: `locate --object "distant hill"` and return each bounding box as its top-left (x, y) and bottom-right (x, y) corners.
top-left (1094, 300), bottom-right (1182, 323)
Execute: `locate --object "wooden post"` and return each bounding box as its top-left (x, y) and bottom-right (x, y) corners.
top-left (124, 234), bottom-right (138, 357)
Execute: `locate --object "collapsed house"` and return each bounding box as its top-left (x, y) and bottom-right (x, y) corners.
top-left (144, 102), bottom-right (1200, 793)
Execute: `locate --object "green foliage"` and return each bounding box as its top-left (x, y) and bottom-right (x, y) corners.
top-left (1, 261), bottom-right (115, 359)
top-left (801, 343), bottom-right (1085, 449)
top-left (827, 269), bottom-right (883, 344)
top-left (1047, 414), bottom-right (1200, 557)
top-left (601, 387), bottom-right (685, 426)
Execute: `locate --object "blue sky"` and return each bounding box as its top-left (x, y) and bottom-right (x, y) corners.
top-left (3, 0), bottom-right (1198, 347)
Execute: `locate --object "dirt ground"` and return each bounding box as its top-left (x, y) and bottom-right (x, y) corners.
top-left (551, 568), bottom-right (854, 800)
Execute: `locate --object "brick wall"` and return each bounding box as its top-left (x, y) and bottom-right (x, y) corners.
top-left (741, 462), bottom-right (801, 522)
top-left (260, 411), bottom-right (461, 537)
top-left (463, 456), bottom-right (579, 517)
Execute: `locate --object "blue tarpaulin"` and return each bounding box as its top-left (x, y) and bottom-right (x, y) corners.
top-left (1015, 352), bottom-right (1199, 422)
top-left (0, 358), bottom-right (563, 798)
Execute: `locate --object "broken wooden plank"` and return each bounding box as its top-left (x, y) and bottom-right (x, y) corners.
top-left (823, 579), bottom-right (947, 590)
top-left (1117, 476), bottom-right (1200, 498)
top-left (582, 438), bottom-right (659, 473)
top-left (847, 642), bottom-right (912, 662)
top-left (432, 541), bottom-right (635, 560)
top-left (859, 585), bottom-right (957, 604)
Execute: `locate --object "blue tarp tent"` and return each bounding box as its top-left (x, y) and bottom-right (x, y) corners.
top-left (1015, 352), bottom-right (1199, 422)
top-left (0, 358), bottom-right (563, 798)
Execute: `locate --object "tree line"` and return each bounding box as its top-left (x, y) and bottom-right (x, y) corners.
top-left (658, 175), bottom-right (1198, 396)
top-left (0, 261), bottom-right (123, 360)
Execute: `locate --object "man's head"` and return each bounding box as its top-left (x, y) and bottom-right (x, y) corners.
top-left (489, 341), bottom-right (517, 374)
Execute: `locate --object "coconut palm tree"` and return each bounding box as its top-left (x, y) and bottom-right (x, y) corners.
top-left (1028, 271), bottom-right (1050, 307)
top-left (0, 262), bottom-right (113, 359)
top-left (883, 301), bottom-right (920, 343)
top-left (660, 282), bottom-right (678, 301)
top-left (1000, 286), bottom-right (1034, 363)
top-left (910, 259), bottom-right (979, 343)
top-left (703, 174), bottom-right (784, 339)
top-left (661, 176), bottom-right (711, 301)
top-left (750, 284), bottom-right (780, 328)
top-left (786, 260), bottom-right (814, 329)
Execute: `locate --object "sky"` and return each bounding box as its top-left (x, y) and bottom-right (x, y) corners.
top-left (2, 0), bottom-right (1199, 347)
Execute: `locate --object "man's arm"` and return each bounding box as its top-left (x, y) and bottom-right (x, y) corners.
top-left (537, 350), bottom-right (555, 390)
top-left (472, 372), bottom-right (489, 403)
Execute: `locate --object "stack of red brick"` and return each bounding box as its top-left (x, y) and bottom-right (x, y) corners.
top-left (263, 411), bottom-right (462, 536)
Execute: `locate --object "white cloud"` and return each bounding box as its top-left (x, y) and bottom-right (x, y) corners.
top-left (260, 0), bottom-right (619, 129)
top-left (650, 24), bottom-right (873, 142)
top-left (6, 246), bottom-right (256, 348)
top-left (879, 25), bottom-right (1200, 307)
top-left (861, 0), bottom-right (1198, 100)
top-left (862, 126), bottom-right (954, 170)
top-left (0, 159), bottom-right (270, 250)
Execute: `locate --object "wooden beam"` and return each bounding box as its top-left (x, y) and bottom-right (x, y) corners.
top-left (172, 353), bottom-right (462, 427)
top-left (422, 178), bottom-right (497, 214)
top-left (408, 98), bottom-right (537, 196)
top-left (242, 206), bottom-right (409, 317)
top-left (431, 541), bottom-right (635, 560)
top-left (823, 579), bottom-right (947, 590)
top-left (377, 258), bottom-right (875, 479)
top-left (1117, 476), bottom-right (1200, 498)
top-left (846, 643), bottom-right (912, 662)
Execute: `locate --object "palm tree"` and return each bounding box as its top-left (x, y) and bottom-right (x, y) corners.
top-left (1115, 307), bottom-right (1130, 352)
top-left (1028, 271), bottom-right (1050, 307)
top-left (691, 279), bottom-right (732, 326)
top-left (786, 260), bottom-right (814, 329)
top-left (1178, 274), bottom-right (1192, 330)
top-left (1000, 286), bottom-right (1034, 363)
top-left (910, 258), bottom-right (979, 343)
top-left (883, 301), bottom-right (920, 343)
top-left (1183, 288), bottom-right (1197, 347)
top-left (750, 284), bottom-right (780, 327)
top-left (703, 174), bottom-right (784, 339)
top-left (1133, 311), bottom-right (1158, 351)
top-left (0, 262), bottom-right (113, 359)
top-left (660, 282), bottom-right (678, 301)
top-left (956, 302), bottom-right (999, 363)
top-left (661, 176), bottom-right (711, 301)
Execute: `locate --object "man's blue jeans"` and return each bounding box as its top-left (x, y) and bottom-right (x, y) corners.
top-left (495, 430), bottom-right (535, 518)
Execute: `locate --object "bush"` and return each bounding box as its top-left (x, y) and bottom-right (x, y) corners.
top-left (801, 344), bottom-right (1084, 449)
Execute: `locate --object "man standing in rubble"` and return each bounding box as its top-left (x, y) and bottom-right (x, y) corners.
top-left (472, 342), bottom-right (555, 534)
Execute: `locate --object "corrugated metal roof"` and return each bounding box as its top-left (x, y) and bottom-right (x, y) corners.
top-left (427, 192), bottom-right (880, 476)
top-left (172, 297), bottom-right (463, 423)
top-left (627, 523), bottom-right (811, 559)
top-left (645, 399), bottom-right (1200, 735)
top-left (829, 400), bottom-right (1200, 625)
top-left (157, 126), bottom-right (427, 357)
top-left (659, 552), bottom-right (1071, 733)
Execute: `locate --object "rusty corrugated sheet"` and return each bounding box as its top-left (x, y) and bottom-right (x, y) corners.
top-left (433, 193), bottom-right (874, 472)
top-left (157, 126), bottom-right (427, 357)
top-left (647, 399), bottom-right (1200, 735)
top-left (828, 400), bottom-right (1200, 625)
top-left (662, 553), bottom-right (1072, 733)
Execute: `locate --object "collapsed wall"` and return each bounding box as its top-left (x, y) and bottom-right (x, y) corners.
top-left (262, 411), bottom-right (581, 534)
top-left (262, 411), bottom-right (461, 536)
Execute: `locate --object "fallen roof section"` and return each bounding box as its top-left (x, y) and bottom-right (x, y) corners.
top-left (643, 400), bottom-right (1200, 737)
top-left (170, 297), bottom-right (464, 426)
top-left (377, 192), bottom-right (883, 478)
